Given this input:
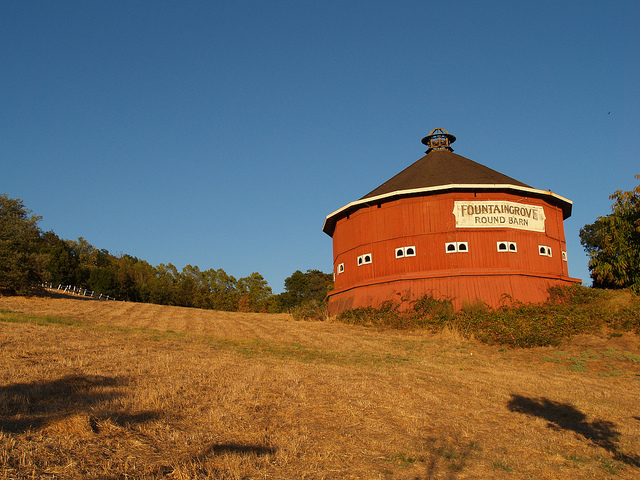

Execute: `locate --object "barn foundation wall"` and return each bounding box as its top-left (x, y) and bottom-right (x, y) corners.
top-left (327, 274), bottom-right (580, 315)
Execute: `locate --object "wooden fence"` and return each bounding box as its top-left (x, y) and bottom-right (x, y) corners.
top-left (43, 283), bottom-right (118, 301)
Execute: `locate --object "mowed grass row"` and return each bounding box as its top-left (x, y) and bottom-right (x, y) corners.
top-left (1, 295), bottom-right (639, 479)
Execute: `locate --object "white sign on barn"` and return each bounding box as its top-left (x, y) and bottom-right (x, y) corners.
top-left (453, 201), bottom-right (546, 232)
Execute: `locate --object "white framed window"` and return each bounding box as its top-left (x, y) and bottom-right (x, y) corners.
top-left (538, 245), bottom-right (552, 257)
top-left (337, 263), bottom-right (344, 274)
top-left (562, 251), bottom-right (567, 261)
top-left (497, 241), bottom-right (517, 252)
top-left (357, 253), bottom-right (372, 266)
top-left (446, 242), bottom-right (468, 253)
top-left (395, 246), bottom-right (416, 258)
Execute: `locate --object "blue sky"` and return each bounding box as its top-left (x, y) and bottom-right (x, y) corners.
top-left (2, 1), bottom-right (638, 293)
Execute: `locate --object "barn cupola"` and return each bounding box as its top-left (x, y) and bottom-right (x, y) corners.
top-left (421, 127), bottom-right (456, 153)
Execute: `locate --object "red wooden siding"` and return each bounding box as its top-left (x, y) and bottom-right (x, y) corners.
top-left (328, 275), bottom-right (575, 313)
top-left (328, 191), bottom-right (579, 313)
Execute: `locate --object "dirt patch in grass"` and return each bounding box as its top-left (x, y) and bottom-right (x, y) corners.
top-left (1, 295), bottom-right (639, 479)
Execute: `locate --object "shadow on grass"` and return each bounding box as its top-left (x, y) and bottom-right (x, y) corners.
top-left (507, 394), bottom-right (640, 467)
top-left (415, 438), bottom-right (476, 480)
top-left (187, 441), bottom-right (276, 468)
top-left (0, 374), bottom-right (161, 434)
top-left (202, 442), bottom-right (276, 457)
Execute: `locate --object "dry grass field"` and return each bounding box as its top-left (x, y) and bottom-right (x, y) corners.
top-left (1, 294), bottom-right (639, 479)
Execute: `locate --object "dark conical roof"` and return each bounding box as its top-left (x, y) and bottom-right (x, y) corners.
top-left (322, 129), bottom-right (572, 237)
top-left (362, 149), bottom-right (531, 200)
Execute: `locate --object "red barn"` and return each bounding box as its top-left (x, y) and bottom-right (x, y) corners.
top-left (323, 128), bottom-right (580, 314)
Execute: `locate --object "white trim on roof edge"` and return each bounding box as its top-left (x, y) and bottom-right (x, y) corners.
top-left (322, 184), bottom-right (573, 234)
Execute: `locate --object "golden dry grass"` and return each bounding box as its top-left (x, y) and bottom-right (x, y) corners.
top-left (1, 295), bottom-right (639, 479)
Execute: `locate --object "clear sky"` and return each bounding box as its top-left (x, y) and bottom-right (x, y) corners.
top-left (2, 1), bottom-right (639, 293)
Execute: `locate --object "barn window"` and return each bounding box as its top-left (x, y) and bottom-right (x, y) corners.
top-left (358, 254), bottom-right (372, 265)
top-left (497, 241), bottom-right (517, 252)
top-left (562, 251), bottom-right (567, 261)
top-left (337, 263), bottom-right (344, 274)
top-left (396, 246), bottom-right (416, 258)
top-left (446, 242), bottom-right (468, 253)
top-left (538, 245), bottom-right (552, 257)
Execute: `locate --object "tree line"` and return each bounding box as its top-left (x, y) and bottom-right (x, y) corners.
top-left (0, 194), bottom-right (333, 312)
top-left (3, 174), bottom-right (637, 311)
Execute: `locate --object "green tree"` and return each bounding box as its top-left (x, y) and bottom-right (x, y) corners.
top-left (153, 263), bottom-right (180, 305)
top-left (237, 272), bottom-right (272, 312)
top-left (111, 254), bottom-right (148, 302)
top-left (126, 257), bottom-right (158, 303)
top-left (40, 231), bottom-right (80, 286)
top-left (580, 175), bottom-right (640, 292)
top-left (0, 195), bottom-right (44, 294)
top-left (176, 264), bottom-right (207, 308)
top-left (280, 269), bottom-right (334, 309)
top-left (202, 268), bottom-right (238, 311)
top-left (88, 267), bottom-right (119, 297)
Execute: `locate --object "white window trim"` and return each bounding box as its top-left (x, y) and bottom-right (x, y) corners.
top-left (497, 241), bottom-right (517, 252)
top-left (337, 263), bottom-right (344, 274)
top-left (538, 245), bottom-right (552, 257)
top-left (396, 246), bottom-right (416, 258)
top-left (357, 253), bottom-right (372, 266)
top-left (562, 251), bottom-right (567, 261)
top-left (446, 242), bottom-right (468, 253)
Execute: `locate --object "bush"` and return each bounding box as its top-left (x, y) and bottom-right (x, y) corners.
top-left (334, 286), bottom-right (640, 347)
top-left (290, 300), bottom-right (329, 322)
top-left (337, 301), bottom-right (404, 328)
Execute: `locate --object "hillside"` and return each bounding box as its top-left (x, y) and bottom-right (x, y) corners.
top-left (1, 295), bottom-right (639, 479)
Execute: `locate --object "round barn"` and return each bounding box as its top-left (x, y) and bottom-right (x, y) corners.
top-left (322, 128), bottom-right (580, 314)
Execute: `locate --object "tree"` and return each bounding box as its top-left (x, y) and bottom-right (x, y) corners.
top-left (176, 264), bottom-right (206, 308)
top-left (202, 268), bottom-right (238, 311)
top-left (280, 269), bottom-right (334, 309)
top-left (237, 272), bottom-right (272, 312)
top-left (88, 267), bottom-right (119, 297)
top-left (153, 263), bottom-right (180, 305)
top-left (0, 194), bottom-right (44, 294)
top-left (40, 231), bottom-right (80, 286)
top-left (580, 175), bottom-right (640, 292)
